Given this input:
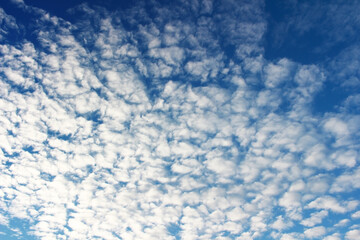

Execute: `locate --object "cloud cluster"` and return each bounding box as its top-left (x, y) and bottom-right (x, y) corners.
top-left (0, 0), bottom-right (359, 239)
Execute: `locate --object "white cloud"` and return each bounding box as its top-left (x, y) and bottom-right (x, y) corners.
top-left (352, 210), bottom-right (360, 219)
top-left (330, 167), bottom-right (360, 193)
top-left (303, 144), bottom-right (334, 170)
top-left (335, 219), bottom-right (350, 227)
top-left (307, 196), bottom-right (359, 213)
top-left (148, 46), bottom-right (185, 66)
top-left (0, 214), bottom-right (9, 226)
top-left (264, 58), bottom-right (295, 88)
top-left (280, 233), bottom-right (298, 240)
top-left (324, 117), bottom-right (350, 137)
top-left (0, 1), bottom-right (359, 240)
top-left (301, 210), bottom-right (328, 227)
top-left (279, 191), bottom-right (301, 211)
top-left (271, 215), bottom-right (293, 231)
top-left (307, 175), bottom-right (329, 194)
top-left (324, 233), bottom-right (341, 240)
top-left (205, 152), bottom-right (236, 177)
top-left (226, 206), bottom-right (249, 222)
top-left (345, 229), bottom-right (360, 240)
top-left (185, 56), bottom-right (223, 81)
top-left (332, 149), bottom-right (357, 168)
top-left (304, 226), bottom-right (326, 238)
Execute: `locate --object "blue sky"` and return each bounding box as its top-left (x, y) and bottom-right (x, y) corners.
top-left (0, 0), bottom-right (360, 239)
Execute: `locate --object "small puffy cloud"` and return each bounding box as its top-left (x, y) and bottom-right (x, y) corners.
top-left (148, 46), bottom-right (185, 66)
top-left (307, 196), bottom-right (358, 213)
top-left (331, 150), bottom-right (357, 168)
top-left (345, 229), bottom-right (360, 240)
top-left (3, 68), bottom-right (27, 86)
top-left (279, 191), bottom-right (301, 211)
top-left (352, 211), bottom-right (360, 219)
top-left (271, 216), bottom-right (293, 231)
top-left (324, 233), bottom-right (341, 240)
top-left (264, 58), bottom-right (294, 88)
top-left (324, 117), bottom-right (350, 137)
top-left (304, 226), bottom-right (326, 238)
top-left (289, 180), bottom-right (306, 192)
top-left (335, 219), bottom-right (350, 227)
top-left (307, 176), bottom-right (329, 194)
top-left (303, 144), bottom-right (334, 170)
top-left (226, 207), bottom-right (249, 222)
top-left (184, 56), bottom-right (223, 81)
top-left (205, 154), bottom-right (236, 177)
top-left (330, 168), bottom-right (360, 193)
top-left (301, 210), bottom-right (328, 227)
top-left (280, 233), bottom-right (298, 240)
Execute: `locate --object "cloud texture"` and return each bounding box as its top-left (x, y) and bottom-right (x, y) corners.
top-left (0, 0), bottom-right (359, 239)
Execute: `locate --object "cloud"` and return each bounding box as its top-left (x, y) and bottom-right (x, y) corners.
top-left (330, 167), bottom-right (360, 193)
top-left (324, 117), bottom-right (350, 137)
top-left (304, 226), bottom-right (326, 239)
top-left (264, 58), bottom-right (295, 88)
top-left (346, 229), bottom-right (360, 240)
top-left (271, 215), bottom-right (293, 231)
top-left (301, 210), bottom-right (328, 227)
top-left (0, 7), bottom-right (19, 39)
top-left (0, 213), bottom-right (9, 226)
top-left (324, 233), bottom-right (341, 240)
top-left (352, 210), bottom-right (360, 219)
top-left (307, 196), bottom-right (358, 213)
top-left (0, 0), bottom-right (359, 239)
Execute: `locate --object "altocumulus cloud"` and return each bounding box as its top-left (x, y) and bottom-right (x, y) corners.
top-left (0, 0), bottom-right (360, 239)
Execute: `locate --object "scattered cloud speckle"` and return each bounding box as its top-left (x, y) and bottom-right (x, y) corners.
top-left (0, 0), bottom-right (359, 239)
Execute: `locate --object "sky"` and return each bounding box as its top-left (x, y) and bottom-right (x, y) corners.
top-left (0, 0), bottom-right (359, 239)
